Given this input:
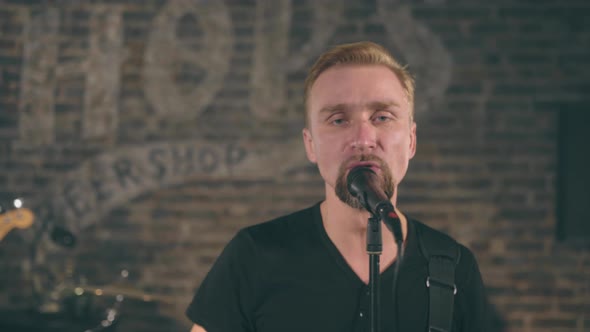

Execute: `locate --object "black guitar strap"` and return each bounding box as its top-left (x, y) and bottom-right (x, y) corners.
top-left (416, 222), bottom-right (461, 332)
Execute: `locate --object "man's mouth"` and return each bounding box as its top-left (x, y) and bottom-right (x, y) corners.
top-left (347, 161), bottom-right (380, 173)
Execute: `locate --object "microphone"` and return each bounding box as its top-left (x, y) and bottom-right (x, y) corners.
top-left (347, 166), bottom-right (403, 246)
top-left (347, 166), bottom-right (394, 217)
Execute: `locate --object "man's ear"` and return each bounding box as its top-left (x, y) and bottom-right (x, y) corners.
top-left (409, 122), bottom-right (417, 159)
top-left (302, 127), bottom-right (317, 163)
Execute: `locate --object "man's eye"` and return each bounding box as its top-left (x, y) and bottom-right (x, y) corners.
top-left (330, 118), bottom-right (346, 126)
top-left (374, 115), bottom-right (391, 123)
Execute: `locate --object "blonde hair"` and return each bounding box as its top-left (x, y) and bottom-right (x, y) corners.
top-left (304, 41), bottom-right (415, 127)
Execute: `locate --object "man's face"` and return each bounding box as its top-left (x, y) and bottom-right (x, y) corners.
top-left (303, 64), bottom-right (416, 207)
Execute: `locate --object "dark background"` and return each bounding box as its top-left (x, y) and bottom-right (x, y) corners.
top-left (0, 0), bottom-right (589, 331)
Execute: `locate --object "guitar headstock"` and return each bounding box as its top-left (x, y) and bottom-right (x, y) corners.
top-left (0, 207), bottom-right (35, 241)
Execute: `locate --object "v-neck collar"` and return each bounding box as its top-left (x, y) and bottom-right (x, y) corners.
top-left (311, 202), bottom-right (403, 286)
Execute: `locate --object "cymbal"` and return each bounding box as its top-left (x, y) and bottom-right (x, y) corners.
top-left (71, 285), bottom-right (174, 304)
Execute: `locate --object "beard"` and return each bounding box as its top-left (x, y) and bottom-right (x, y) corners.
top-left (335, 155), bottom-right (395, 210)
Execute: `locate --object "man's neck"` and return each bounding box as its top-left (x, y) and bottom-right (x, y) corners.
top-left (320, 189), bottom-right (408, 255)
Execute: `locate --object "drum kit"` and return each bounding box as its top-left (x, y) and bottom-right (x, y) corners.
top-left (0, 196), bottom-right (171, 332)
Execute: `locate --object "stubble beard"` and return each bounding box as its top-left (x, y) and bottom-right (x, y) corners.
top-left (334, 155), bottom-right (395, 211)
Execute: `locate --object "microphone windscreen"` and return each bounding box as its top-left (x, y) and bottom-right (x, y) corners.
top-left (346, 166), bottom-right (377, 198)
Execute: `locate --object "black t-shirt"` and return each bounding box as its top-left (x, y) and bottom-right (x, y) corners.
top-left (186, 203), bottom-right (487, 332)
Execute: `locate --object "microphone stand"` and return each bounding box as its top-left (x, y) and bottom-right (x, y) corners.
top-left (346, 166), bottom-right (404, 331)
top-left (369, 206), bottom-right (405, 332)
top-left (367, 214), bottom-right (382, 332)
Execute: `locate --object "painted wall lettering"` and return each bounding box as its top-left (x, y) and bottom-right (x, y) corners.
top-left (50, 139), bottom-right (304, 231)
top-left (18, 7), bottom-right (125, 144)
top-left (143, 0), bottom-right (233, 119)
top-left (250, 0), bottom-right (343, 119)
top-left (18, 9), bottom-right (59, 145)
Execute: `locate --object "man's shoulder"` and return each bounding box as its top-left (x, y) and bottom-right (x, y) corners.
top-left (408, 217), bottom-right (480, 271)
top-left (239, 203), bottom-right (320, 245)
top-left (249, 203), bottom-right (318, 230)
top-left (410, 218), bottom-right (458, 247)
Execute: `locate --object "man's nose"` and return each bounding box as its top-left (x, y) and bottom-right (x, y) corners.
top-left (350, 120), bottom-right (377, 152)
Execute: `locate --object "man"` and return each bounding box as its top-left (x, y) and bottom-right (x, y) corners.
top-left (186, 41), bottom-right (488, 331)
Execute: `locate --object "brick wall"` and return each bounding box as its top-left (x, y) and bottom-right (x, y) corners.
top-left (0, 0), bottom-right (589, 331)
